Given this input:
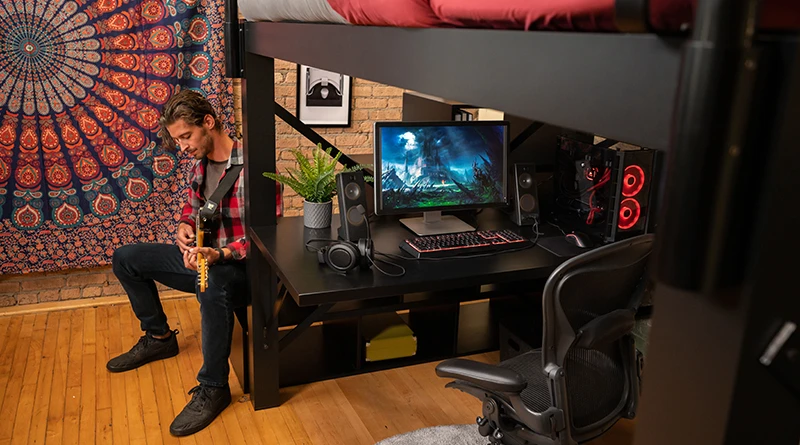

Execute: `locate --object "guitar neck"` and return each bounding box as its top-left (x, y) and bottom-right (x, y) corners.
top-left (196, 217), bottom-right (205, 249)
top-left (196, 217), bottom-right (208, 292)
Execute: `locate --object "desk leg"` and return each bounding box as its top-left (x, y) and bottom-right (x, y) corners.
top-left (242, 46), bottom-right (278, 409)
top-left (247, 247), bottom-right (280, 409)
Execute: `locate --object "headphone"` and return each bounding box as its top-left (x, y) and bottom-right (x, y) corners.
top-left (317, 237), bottom-right (373, 273)
top-left (314, 204), bottom-right (374, 274)
top-left (308, 204), bottom-right (405, 277)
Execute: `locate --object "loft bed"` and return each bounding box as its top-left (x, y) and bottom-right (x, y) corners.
top-left (226, 0), bottom-right (800, 440)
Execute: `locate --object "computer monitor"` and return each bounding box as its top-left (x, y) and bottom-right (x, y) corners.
top-left (374, 121), bottom-right (509, 236)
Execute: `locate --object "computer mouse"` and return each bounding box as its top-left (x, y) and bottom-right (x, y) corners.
top-left (565, 232), bottom-right (591, 248)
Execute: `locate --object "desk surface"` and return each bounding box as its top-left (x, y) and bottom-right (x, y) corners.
top-left (250, 209), bottom-right (565, 306)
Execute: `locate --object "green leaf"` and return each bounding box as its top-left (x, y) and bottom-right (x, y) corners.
top-left (263, 144), bottom-right (372, 203)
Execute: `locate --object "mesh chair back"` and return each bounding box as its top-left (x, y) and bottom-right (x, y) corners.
top-left (542, 234), bottom-right (654, 432)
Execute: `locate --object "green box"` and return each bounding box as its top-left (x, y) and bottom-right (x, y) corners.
top-left (362, 312), bottom-right (417, 362)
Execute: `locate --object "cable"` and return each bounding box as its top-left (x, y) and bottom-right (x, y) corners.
top-left (304, 238), bottom-right (339, 252)
top-left (548, 220), bottom-right (567, 236)
top-left (531, 218), bottom-right (544, 238)
top-left (585, 168), bottom-right (611, 225)
top-left (307, 206), bottom-right (406, 277)
top-left (359, 205), bottom-right (406, 277)
top-left (367, 254), bottom-right (406, 277)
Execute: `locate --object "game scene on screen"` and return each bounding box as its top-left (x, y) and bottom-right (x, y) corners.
top-left (379, 125), bottom-right (505, 210)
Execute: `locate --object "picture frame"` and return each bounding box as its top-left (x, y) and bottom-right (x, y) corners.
top-left (296, 64), bottom-right (352, 127)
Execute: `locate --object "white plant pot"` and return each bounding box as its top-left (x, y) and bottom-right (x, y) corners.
top-left (303, 200), bottom-right (332, 228)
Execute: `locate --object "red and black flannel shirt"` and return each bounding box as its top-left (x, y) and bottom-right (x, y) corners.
top-left (179, 138), bottom-right (283, 260)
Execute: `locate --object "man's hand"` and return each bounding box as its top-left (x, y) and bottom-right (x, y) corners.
top-left (185, 247), bottom-right (222, 271)
top-left (176, 222), bottom-right (195, 253)
top-left (183, 249), bottom-right (198, 271)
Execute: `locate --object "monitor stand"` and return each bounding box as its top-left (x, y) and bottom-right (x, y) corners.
top-left (400, 211), bottom-right (476, 236)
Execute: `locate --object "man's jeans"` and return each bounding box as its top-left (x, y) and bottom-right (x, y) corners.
top-left (112, 243), bottom-right (247, 387)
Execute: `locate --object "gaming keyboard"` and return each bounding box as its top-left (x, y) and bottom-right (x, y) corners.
top-left (400, 229), bottom-right (533, 259)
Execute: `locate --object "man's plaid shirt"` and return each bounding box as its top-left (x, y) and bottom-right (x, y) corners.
top-left (179, 138), bottom-right (283, 260)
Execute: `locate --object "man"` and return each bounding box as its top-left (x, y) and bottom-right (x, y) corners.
top-left (107, 89), bottom-right (278, 436)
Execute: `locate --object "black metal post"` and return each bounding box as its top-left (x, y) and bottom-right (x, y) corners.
top-left (274, 103), bottom-right (361, 169)
top-left (508, 122), bottom-right (544, 153)
top-left (242, 35), bottom-right (280, 408)
top-left (654, 0), bottom-right (762, 292)
top-left (635, 0), bottom-right (800, 442)
top-left (224, 0), bottom-right (243, 78)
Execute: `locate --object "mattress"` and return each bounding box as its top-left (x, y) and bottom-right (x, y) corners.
top-left (238, 0), bottom-right (800, 32)
top-left (238, 0), bottom-right (349, 25)
top-left (237, 0), bottom-right (446, 27)
top-left (429, 0), bottom-right (618, 31)
top-left (430, 0), bottom-right (800, 31)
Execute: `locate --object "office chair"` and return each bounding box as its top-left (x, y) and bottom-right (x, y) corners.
top-left (436, 234), bottom-right (654, 445)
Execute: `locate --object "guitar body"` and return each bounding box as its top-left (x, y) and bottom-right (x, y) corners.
top-left (196, 215), bottom-right (210, 292)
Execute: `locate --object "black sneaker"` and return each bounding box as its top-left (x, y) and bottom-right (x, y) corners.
top-left (106, 330), bottom-right (179, 373)
top-left (169, 385), bottom-right (232, 436)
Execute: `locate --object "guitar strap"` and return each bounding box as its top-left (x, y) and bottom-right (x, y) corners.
top-left (199, 164), bottom-right (244, 224)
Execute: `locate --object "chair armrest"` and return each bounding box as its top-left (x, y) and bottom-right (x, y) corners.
top-left (575, 308), bottom-right (636, 349)
top-left (436, 358), bottom-right (527, 393)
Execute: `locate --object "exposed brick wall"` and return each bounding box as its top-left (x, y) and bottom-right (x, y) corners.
top-left (2, 59), bottom-right (404, 306)
top-left (0, 265), bottom-right (175, 307)
top-left (234, 59), bottom-right (404, 216)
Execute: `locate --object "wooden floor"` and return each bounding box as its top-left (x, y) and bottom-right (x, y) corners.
top-left (0, 299), bottom-right (635, 445)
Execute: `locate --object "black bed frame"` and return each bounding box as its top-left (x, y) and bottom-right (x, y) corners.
top-left (224, 0), bottom-right (800, 443)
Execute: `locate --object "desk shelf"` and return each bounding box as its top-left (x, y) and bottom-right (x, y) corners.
top-left (277, 296), bottom-right (528, 387)
top-left (275, 282), bottom-right (544, 327)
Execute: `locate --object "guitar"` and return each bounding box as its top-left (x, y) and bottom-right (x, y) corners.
top-left (195, 214), bottom-right (210, 292)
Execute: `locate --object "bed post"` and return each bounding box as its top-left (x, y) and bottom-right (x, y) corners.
top-left (241, 36), bottom-right (281, 408)
top-left (635, 0), bottom-right (800, 442)
top-left (224, 0), bottom-right (243, 78)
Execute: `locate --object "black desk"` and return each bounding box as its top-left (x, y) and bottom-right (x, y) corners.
top-left (244, 208), bottom-right (565, 409)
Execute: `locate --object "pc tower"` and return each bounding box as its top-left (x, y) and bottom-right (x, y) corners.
top-left (552, 136), bottom-right (657, 243)
top-left (510, 163), bottom-right (539, 226)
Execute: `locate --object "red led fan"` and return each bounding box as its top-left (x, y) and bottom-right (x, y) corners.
top-left (618, 198), bottom-right (641, 230)
top-left (621, 165), bottom-right (645, 197)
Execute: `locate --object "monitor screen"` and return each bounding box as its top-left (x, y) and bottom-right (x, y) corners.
top-left (374, 121), bottom-right (508, 215)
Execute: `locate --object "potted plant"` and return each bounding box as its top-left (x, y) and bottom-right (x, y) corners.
top-left (263, 144), bottom-right (371, 228)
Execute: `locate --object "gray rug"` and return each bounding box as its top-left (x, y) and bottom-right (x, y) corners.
top-left (375, 424), bottom-right (485, 445)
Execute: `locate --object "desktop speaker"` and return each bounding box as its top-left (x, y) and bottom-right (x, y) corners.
top-left (553, 136), bottom-right (658, 243)
top-left (510, 163), bottom-right (539, 226)
top-left (337, 170), bottom-right (369, 242)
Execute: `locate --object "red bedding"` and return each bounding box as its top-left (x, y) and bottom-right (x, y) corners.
top-left (327, 0), bottom-right (447, 28)
top-left (246, 0), bottom-right (800, 32)
top-left (431, 0), bottom-right (800, 32)
top-left (429, 0), bottom-right (619, 31)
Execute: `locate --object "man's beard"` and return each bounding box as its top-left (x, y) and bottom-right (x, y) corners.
top-left (195, 131), bottom-right (214, 159)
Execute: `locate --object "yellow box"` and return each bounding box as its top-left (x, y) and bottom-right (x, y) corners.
top-left (363, 312), bottom-right (417, 362)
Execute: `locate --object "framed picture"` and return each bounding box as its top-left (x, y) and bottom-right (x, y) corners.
top-left (296, 64), bottom-right (352, 127)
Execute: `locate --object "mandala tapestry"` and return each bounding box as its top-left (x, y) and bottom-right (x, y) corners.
top-left (0, 0), bottom-right (234, 274)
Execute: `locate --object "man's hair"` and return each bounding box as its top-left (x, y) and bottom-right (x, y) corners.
top-left (157, 89), bottom-right (222, 150)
